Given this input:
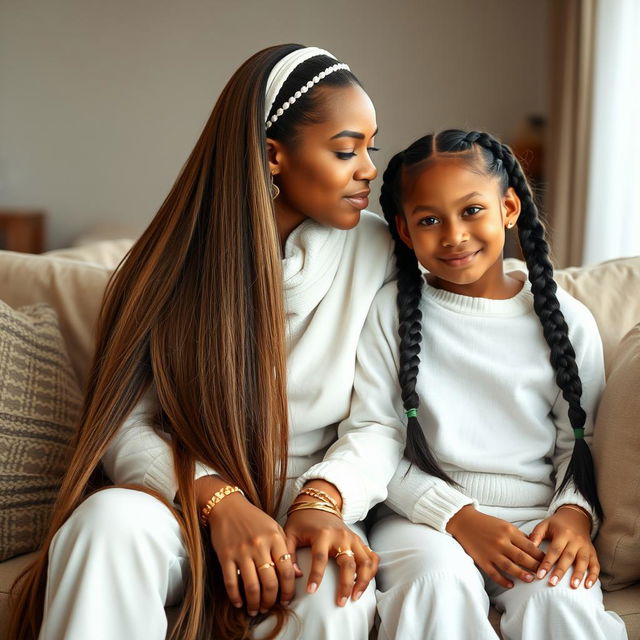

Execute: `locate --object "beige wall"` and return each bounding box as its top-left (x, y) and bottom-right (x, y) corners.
top-left (0, 0), bottom-right (549, 249)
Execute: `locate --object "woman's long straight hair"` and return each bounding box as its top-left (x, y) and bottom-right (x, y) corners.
top-left (8, 45), bottom-right (306, 640)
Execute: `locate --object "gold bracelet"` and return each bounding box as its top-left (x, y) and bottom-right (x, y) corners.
top-left (297, 487), bottom-right (340, 511)
top-left (287, 500), bottom-right (342, 520)
top-left (199, 486), bottom-right (244, 526)
top-left (556, 504), bottom-right (593, 524)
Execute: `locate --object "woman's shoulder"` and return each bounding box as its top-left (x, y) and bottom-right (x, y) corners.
top-left (349, 210), bottom-right (392, 249)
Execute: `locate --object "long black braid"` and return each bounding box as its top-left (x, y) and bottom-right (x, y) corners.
top-left (379, 129), bottom-right (602, 517)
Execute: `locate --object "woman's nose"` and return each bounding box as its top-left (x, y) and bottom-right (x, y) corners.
top-left (354, 151), bottom-right (377, 182)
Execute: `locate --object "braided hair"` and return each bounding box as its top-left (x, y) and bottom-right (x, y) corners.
top-left (379, 129), bottom-right (602, 517)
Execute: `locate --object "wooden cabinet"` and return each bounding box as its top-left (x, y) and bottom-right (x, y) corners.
top-left (0, 209), bottom-right (46, 253)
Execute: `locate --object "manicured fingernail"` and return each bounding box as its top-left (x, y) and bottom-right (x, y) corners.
top-left (550, 575), bottom-right (559, 586)
top-left (308, 582), bottom-right (318, 594)
top-left (523, 574), bottom-right (534, 582)
top-left (233, 601), bottom-right (243, 608)
top-left (293, 563), bottom-right (301, 572)
top-left (353, 590), bottom-right (363, 601)
top-left (586, 580), bottom-right (593, 589)
top-left (537, 569), bottom-right (547, 579)
top-left (338, 596), bottom-right (348, 607)
top-left (282, 600), bottom-right (290, 607)
top-left (573, 578), bottom-right (580, 588)
top-left (249, 610), bottom-right (257, 617)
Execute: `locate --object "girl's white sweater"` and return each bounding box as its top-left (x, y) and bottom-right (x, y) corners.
top-left (101, 212), bottom-right (396, 521)
top-left (298, 271), bottom-right (604, 532)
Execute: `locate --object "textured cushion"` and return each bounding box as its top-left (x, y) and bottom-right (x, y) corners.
top-left (0, 301), bottom-right (82, 561)
top-left (0, 251), bottom-right (115, 387)
top-left (594, 323), bottom-right (640, 590)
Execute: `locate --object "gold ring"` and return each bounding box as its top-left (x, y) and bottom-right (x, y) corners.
top-left (257, 561), bottom-right (276, 571)
top-left (335, 548), bottom-right (355, 560)
top-left (279, 553), bottom-right (292, 563)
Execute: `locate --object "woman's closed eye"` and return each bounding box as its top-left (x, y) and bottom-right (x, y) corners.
top-left (335, 147), bottom-right (380, 160)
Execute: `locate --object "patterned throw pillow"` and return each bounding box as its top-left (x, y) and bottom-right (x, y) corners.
top-left (0, 300), bottom-right (83, 561)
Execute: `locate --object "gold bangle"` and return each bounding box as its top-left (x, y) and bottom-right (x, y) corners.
top-left (287, 501), bottom-right (342, 520)
top-left (297, 487), bottom-right (340, 511)
top-left (200, 485), bottom-right (244, 526)
top-left (556, 504), bottom-right (592, 524)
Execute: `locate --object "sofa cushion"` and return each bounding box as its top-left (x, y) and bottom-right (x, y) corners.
top-left (594, 322), bottom-right (640, 590)
top-left (0, 301), bottom-right (83, 561)
top-left (505, 256), bottom-right (640, 375)
top-left (0, 251), bottom-right (116, 388)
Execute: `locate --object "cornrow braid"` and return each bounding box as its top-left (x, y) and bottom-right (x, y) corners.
top-left (462, 131), bottom-right (602, 517)
top-left (379, 148), bottom-right (458, 485)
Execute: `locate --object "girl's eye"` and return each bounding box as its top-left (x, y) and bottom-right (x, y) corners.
top-left (464, 206), bottom-right (483, 216)
top-left (418, 216), bottom-right (439, 227)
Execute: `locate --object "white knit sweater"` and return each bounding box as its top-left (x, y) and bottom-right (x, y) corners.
top-left (101, 211), bottom-right (396, 521)
top-left (298, 271), bottom-right (605, 532)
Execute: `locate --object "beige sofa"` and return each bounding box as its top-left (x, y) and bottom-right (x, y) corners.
top-left (0, 244), bottom-right (638, 639)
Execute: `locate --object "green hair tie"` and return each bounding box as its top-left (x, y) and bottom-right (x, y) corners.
top-left (405, 408), bottom-right (418, 419)
top-left (574, 428), bottom-right (585, 439)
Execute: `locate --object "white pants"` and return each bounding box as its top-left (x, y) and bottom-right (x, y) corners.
top-left (39, 488), bottom-right (376, 640)
top-left (369, 510), bottom-right (627, 640)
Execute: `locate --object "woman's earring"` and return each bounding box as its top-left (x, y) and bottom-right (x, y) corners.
top-left (270, 172), bottom-right (280, 200)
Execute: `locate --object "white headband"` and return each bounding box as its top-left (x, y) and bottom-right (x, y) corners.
top-left (264, 47), bottom-right (350, 129)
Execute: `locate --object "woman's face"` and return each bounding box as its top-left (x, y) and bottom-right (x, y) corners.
top-left (268, 84), bottom-right (378, 236)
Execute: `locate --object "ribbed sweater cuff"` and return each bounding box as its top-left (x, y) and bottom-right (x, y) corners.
top-left (548, 489), bottom-right (600, 538)
top-left (144, 458), bottom-right (218, 505)
top-left (143, 454), bottom-right (178, 504)
top-left (412, 484), bottom-right (477, 534)
top-left (295, 460), bottom-right (371, 524)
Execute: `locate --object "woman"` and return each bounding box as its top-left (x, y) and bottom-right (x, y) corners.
top-left (9, 45), bottom-right (399, 640)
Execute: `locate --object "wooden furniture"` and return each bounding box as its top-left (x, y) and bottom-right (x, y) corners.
top-left (0, 209), bottom-right (46, 254)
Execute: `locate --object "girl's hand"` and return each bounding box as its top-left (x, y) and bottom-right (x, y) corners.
top-left (528, 505), bottom-right (599, 589)
top-left (197, 476), bottom-right (301, 617)
top-left (446, 505), bottom-right (545, 589)
top-left (284, 508), bottom-right (379, 607)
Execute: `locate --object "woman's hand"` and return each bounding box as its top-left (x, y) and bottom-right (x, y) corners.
top-left (197, 476), bottom-right (301, 617)
top-left (528, 505), bottom-right (598, 589)
top-left (446, 505), bottom-right (545, 589)
top-left (284, 508), bottom-right (379, 607)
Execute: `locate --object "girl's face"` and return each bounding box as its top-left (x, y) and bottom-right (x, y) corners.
top-left (396, 157), bottom-right (520, 297)
top-left (267, 85), bottom-right (378, 237)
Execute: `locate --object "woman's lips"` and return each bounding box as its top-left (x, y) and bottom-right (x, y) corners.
top-left (343, 192), bottom-right (370, 210)
top-left (438, 250), bottom-right (481, 267)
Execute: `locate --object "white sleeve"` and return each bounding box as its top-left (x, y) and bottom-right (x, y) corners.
top-left (101, 384), bottom-right (218, 503)
top-left (546, 302), bottom-right (605, 536)
top-left (385, 459), bottom-right (477, 534)
top-left (295, 285), bottom-right (405, 523)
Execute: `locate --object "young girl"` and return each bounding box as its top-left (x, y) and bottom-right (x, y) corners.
top-left (9, 45), bottom-right (391, 640)
top-left (298, 129), bottom-right (627, 639)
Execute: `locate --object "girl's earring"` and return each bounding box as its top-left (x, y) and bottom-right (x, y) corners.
top-left (270, 172), bottom-right (280, 200)
top-left (506, 221), bottom-right (514, 229)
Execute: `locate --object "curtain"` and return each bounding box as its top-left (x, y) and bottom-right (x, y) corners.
top-left (546, 0), bottom-right (597, 268)
top-left (582, 0), bottom-right (640, 265)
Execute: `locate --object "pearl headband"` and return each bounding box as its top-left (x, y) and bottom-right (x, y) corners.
top-left (264, 46), bottom-right (350, 129)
